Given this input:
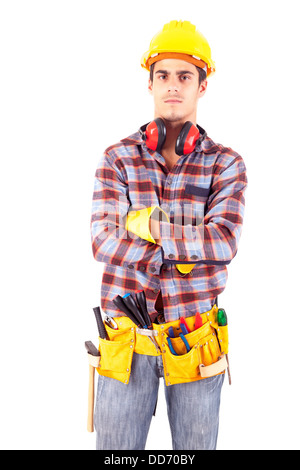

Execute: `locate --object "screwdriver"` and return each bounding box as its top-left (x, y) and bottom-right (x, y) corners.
top-left (134, 290), bottom-right (161, 352)
top-left (194, 312), bottom-right (203, 329)
top-left (114, 293), bottom-right (160, 353)
top-left (217, 308), bottom-right (231, 385)
top-left (113, 295), bottom-right (142, 327)
top-left (135, 290), bottom-right (152, 328)
top-left (122, 293), bottom-right (147, 328)
top-left (217, 308), bottom-right (227, 327)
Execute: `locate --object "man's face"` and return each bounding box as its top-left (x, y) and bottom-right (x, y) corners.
top-left (148, 58), bottom-right (207, 125)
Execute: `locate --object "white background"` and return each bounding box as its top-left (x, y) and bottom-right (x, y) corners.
top-left (1, 0), bottom-right (299, 450)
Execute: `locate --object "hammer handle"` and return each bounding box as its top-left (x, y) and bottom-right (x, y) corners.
top-left (87, 364), bottom-right (95, 432)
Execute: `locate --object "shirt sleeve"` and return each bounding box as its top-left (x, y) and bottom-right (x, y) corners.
top-left (91, 151), bottom-right (163, 272)
top-left (159, 153), bottom-right (247, 266)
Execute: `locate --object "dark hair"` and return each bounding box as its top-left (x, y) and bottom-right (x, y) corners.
top-left (149, 63), bottom-right (207, 86)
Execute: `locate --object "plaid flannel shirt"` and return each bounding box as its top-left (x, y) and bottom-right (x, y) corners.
top-left (91, 127), bottom-right (247, 322)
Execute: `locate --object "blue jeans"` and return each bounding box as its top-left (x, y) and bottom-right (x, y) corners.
top-left (95, 352), bottom-right (224, 450)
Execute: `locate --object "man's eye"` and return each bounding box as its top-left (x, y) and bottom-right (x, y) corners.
top-left (159, 75), bottom-right (167, 80)
top-left (180, 75), bottom-right (189, 81)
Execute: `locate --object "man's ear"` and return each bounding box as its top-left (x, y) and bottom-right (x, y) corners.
top-left (148, 78), bottom-right (153, 95)
top-left (198, 79), bottom-right (208, 98)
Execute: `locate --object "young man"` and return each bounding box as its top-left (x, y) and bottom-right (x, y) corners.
top-left (91, 20), bottom-right (247, 450)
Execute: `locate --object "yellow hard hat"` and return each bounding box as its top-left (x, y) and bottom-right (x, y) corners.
top-left (141, 20), bottom-right (215, 76)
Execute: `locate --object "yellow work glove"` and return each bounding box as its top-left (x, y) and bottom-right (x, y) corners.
top-left (176, 263), bottom-right (195, 274)
top-left (125, 206), bottom-right (196, 274)
top-left (125, 206), bottom-right (167, 244)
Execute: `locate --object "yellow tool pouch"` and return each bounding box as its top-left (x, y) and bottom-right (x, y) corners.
top-left (96, 304), bottom-right (229, 386)
top-left (159, 305), bottom-right (228, 385)
top-left (97, 324), bottom-right (136, 384)
top-left (216, 324), bottom-right (229, 355)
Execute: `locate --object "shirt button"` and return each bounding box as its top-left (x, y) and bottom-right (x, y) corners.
top-left (153, 288), bottom-right (160, 294)
top-left (179, 255), bottom-right (186, 260)
top-left (191, 255), bottom-right (198, 260)
top-left (139, 266), bottom-right (146, 271)
top-left (128, 264), bottom-right (134, 269)
top-left (168, 254), bottom-right (175, 259)
top-left (150, 267), bottom-right (156, 273)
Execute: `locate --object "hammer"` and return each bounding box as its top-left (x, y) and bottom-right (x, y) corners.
top-left (85, 306), bottom-right (108, 432)
top-left (85, 341), bottom-right (100, 433)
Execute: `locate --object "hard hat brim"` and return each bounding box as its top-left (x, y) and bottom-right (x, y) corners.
top-left (141, 51), bottom-right (215, 76)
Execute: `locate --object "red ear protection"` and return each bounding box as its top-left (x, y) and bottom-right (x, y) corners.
top-left (176, 121), bottom-right (201, 156)
top-left (140, 118), bottom-right (166, 151)
top-left (139, 118), bottom-right (206, 156)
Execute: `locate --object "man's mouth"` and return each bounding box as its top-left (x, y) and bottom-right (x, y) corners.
top-left (164, 99), bottom-right (182, 103)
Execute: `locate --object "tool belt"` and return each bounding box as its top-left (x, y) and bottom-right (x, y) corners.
top-left (90, 304), bottom-right (229, 387)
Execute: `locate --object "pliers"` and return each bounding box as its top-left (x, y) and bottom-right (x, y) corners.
top-left (167, 319), bottom-right (191, 355)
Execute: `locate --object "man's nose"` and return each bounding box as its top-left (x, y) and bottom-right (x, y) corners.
top-left (168, 77), bottom-right (179, 93)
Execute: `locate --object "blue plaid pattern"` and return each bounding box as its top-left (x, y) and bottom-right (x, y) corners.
top-left (91, 129), bottom-right (247, 322)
